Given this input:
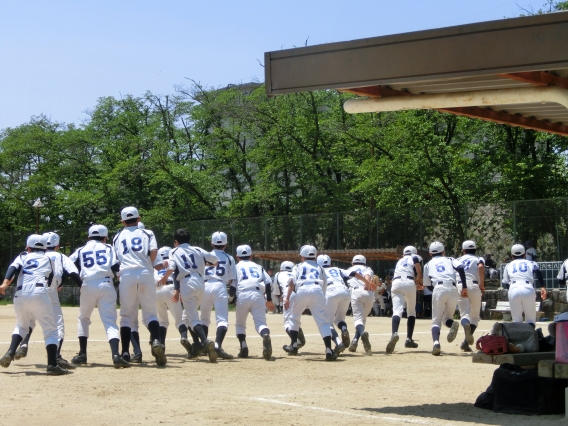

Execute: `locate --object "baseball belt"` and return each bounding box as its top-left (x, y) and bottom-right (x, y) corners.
top-left (16, 283), bottom-right (44, 291)
top-left (393, 275), bottom-right (413, 281)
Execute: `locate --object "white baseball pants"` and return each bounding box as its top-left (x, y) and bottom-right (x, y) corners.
top-left (156, 284), bottom-right (184, 329)
top-left (288, 285), bottom-right (331, 338)
top-left (119, 268), bottom-right (157, 328)
top-left (325, 286), bottom-right (350, 326)
top-left (351, 289), bottom-right (374, 327)
top-left (47, 288), bottom-right (64, 341)
top-left (200, 281), bottom-right (229, 329)
top-left (431, 284), bottom-right (458, 329)
top-left (78, 279), bottom-right (119, 341)
top-left (13, 290), bottom-right (59, 346)
top-left (457, 282), bottom-right (482, 325)
top-left (282, 290), bottom-right (296, 331)
top-left (179, 276), bottom-right (205, 330)
top-left (509, 283), bottom-right (536, 324)
top-left (392, 279), bottom-right (417, 317)
top-left (235, 290), bottom-right (268, 336)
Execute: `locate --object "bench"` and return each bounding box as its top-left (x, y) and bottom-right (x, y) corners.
top-left (489, 301), bottom-right (542, 320)
top-left (473, 351), bottom-right (555, 366)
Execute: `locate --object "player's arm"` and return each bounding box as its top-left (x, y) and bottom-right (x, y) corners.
top-left (423, 264), bottom-right (433, 291)
top-left (454, 263), bottom-right (468, 297)
top-left (477, 259), bottom-right (485, 292)
top-left (533, 264), bottom-right (544, 288)
top-left (558, 264), bottom-right (567, 287)
top-left (0, 265), bottom-right (18, 294)
top-left (413, 256), bottom-right (423, 284)
top-left (284, 277), bottom-right (295, 310)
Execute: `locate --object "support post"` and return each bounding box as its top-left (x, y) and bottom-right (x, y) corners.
top-left (513, 201), bottom-right (517, 242)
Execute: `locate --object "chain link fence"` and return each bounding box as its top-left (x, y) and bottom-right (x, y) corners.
top-left (1, 198), bottom-right (567, 281)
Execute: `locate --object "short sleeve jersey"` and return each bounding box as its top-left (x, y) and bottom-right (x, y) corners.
top-left (557, 259), bottom-right (568, 282)
top-left (168, 244), bottom-right (218, 282)
top-left (502, 259), bottom-right (539, 285)
top-left (456, 254), bottom-right (485, 283)
top-left (291, 260), bottom-right (326, 290)
top-left (235, 260), bottom-right (271, 293)
top-left (70, 240), bottom-right (118, 282)
top-left (323, 266), bottom-right (350, 288)
top-left (276, 271), bottom-right (293, 292)
top-left (346, 264), bottom-right (373, 290)
top-left (45, 250), bottom-right (79, 288)
top-left (113, 226), bottom-right (158, 271)
top-left (9, 252), bottom-right (54, 293)
top-left (423, 256), bottom-right (462, 287)
top-left (393, 255), bottom-right (420, 280)
top-left (204, 249), bottom-right (237, 285)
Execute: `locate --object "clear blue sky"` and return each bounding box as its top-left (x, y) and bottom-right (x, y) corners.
top-left (0, 0), bottom-right (546, 130)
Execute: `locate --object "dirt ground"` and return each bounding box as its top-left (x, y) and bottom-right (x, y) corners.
top-left (0, 305), bottom-right (563, 425)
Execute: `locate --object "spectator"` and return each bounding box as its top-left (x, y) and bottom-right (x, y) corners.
top-left (525, 241), bottom-right (537, 262)
top-left (484, 254), bottom-right (499, 280)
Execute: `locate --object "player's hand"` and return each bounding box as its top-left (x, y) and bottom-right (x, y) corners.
top-left (416, 284), bottom-right (424, 291)
top-left (266, 301), bottom-right (275, 311)
top-left (480, 286), bottom-right (485, 294)
top-left (0, 285), bottom-right (6, 295)
top-left (172, 290), bottom-right (180, 303)
top-left (158, 276), bottom-right (167, 286)
top-left (284, 300), bottom-right (290, 310)
top-left (461, 288), bottom-right (468, 298)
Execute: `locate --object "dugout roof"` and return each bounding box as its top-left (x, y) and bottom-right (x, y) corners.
top-left (264, 11), bottom-right (568, 136)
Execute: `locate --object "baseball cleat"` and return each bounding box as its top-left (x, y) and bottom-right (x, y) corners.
top-left (215, 347), bottom-right (234, 360)
top-left (348, 339), bottom-right (358, 352)
top-left (0, 351), bottom-right (15, 368)
top-left (204, 339), bottom-right (217, 363)
top-left (71, 353), bottom-right (87, 365)
top-left (151, 340), bottom-right (167, 366)
top-left (130, 353), bottom-right (142, 363)
top-left (262, 335), bottom-right (272, 361)
top-left (298, 328), bottom-right (306, 348)
top-left (14, 346), bottom-right (28, 360)
top-left (404, 338), bottom-right (418, 349)
top-left (113, 354), bottom-right (131, 369)
top-left (283, 345), bottom-right (298, 356)
top-left (180, 338), bottom-right (192, 355)
top-left (121, 353), bottom-right (131, 363)
top-left (361, 332), bottom-right (372, 355)
top-left (386, 332), bottom-right (399, 354)
top-left (447, 322), bottom-right (459, 343)
top-left (432, 343), bottom-right (441, 356)
top-left (334, 343), bottom-right (346, 356)
top-left (325, 351), bottom-right (338, 361)
top-left (460, 341), bottom-right (472, 352)
top-left (341, 329), bottom-right (350, 347)
top-left (57, 357), bottom-right (76, 370)
top-left (237, 347), bottom-right (249, 358)
top-left (464, 324), bottom-right (474, 345)
top-left (46, 365), bottom-right (68, 376)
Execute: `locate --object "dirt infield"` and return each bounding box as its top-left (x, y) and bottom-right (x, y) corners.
top-left (0, 305), bottom-right (562, 425)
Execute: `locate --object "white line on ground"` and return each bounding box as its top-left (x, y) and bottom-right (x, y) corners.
top-left (247, 397), bottom-right (433, 425)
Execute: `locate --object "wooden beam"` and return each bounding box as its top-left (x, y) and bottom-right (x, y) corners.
top-left (500, 71), bottom-right (568, 89)
top-left (340, 84), bottom-right (568, 136)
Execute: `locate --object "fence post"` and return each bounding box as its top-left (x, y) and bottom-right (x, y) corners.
top-left (336, 212), bottom-right (339, 250)
top-left (264, 217), bottom-right (268, 251)
top-left (300, 215), bottom-right (303, 246)
top-left (376, 210), bottom-right (380, 249)
top-left (419, 206), bottom-right (423, 246)
top-left (513, 201), bottom-right (517, 242)
top-left (10, 231), bottom-right (13, 261)
top-left (201, 221), bottom-right (205, 247)
top-left (464, 204), bottom-right (468, 238)
top-left (231, 222), bottom-right (234, 253)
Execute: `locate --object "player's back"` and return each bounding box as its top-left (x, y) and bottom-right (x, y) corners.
top-left (457, 254), bottom-right (483, 282)
top-left (393, 255), bottom-right (417, 279)
top-left (504, 259), bottom-right (537, 284)
top-left (324, 266), bottom-right (348, 287)
top-left (293, 260), bottom-right (326, 289)
top-left (70, 240), bottom-right (117, 282)
top-left (12, 252), bottom-right (54, 292)
top-left (425, 256), bottom-right (459, 283)
top-left (346, 264), bottom-right (373, 289)
top-left (205, 249), bottom-right (236, 285)
top-left (113, 226), bottom-right (156, 271)
top-left (236, 260), bottom-right (270, 293)
top-left (170, 244), bottom-right (217, 279)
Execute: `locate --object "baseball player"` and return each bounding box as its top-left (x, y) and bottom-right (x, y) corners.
top-left (271, 273), bottom-right (282, 314)
top-left (113, 206), bottom-right (166, 366)
top-left (345, 255), bottom-right (376, 355)
top-left (13, 231), bottom-right (81, 370)
top-left (161, 228), bottom-right (219, 362)
top-left (317, 254), bottom-right (351, 355)
top-left (423, 241), bottom-right (467, 356)
top-left (199, 231), bottom-right (237, 359)
top-left (154, 246), bottom-right (193, 355)
top-left (502, 244), bottom-right (544, 325)
top-left (283, 245), bottom-right (338, 361)
top-left (386, 246), bottom-right (423, 354)
top-left (68, 225), bottom-right (129, 368)
top-left (456, 240), bottom-right (485, 352)
top-left (230, 245), bottom-right (273, 360)
top-left (276, 261), bottom-right (306, 348)
top-left (0, 234), bottom-right (69, 375)
top-left (374, 276), bottom-right (388, 316)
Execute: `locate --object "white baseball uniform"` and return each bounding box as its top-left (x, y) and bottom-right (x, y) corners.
top-left (392, 254), bottom-right (420, 317)
top-left (502, 259), bottom-right (538, 324)
top-left (456, 254), bottom-right (484, 326)
top-left (8, 252), bottom-right (59, 346)
top-left (201, 249), bottom-right (236, 329)
top-left (113, 226), bottom-right (158, 328)
top-left (276, 270), bottom-right (294, 330)
top-left (288, 260), bottom-right (331, 338)
top-left (69, 241), bottom-right (120, 341)
top-left (154, 268), bottom-right (184, 330)
top-left (323, 266), bottom-right (351, 328)
top-left (423, 256), bottom-right (461, 329)
top-left (234, 260), bottom-right (271, 336)
top-left (346, 264), bottom-right (374, 327)
top-left (168, 244), bottom-right (218, 330)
